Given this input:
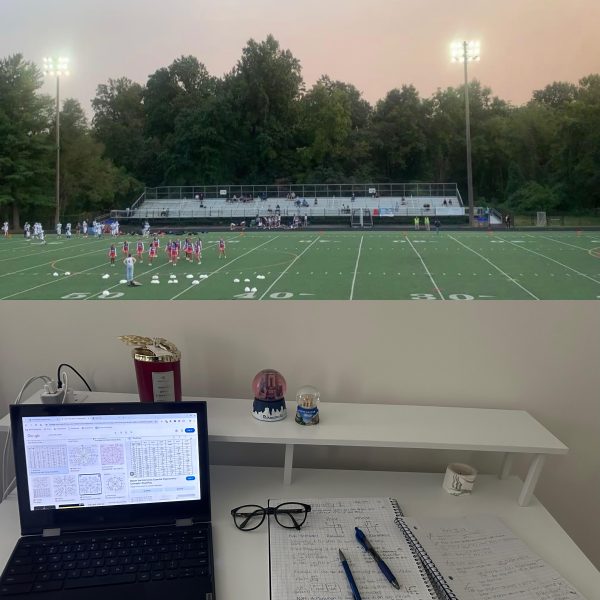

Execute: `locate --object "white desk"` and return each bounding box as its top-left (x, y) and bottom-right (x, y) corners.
top-left (0, 391), bottom-right (568, 506)
top-left (0, 467), bottom-right (598, 599)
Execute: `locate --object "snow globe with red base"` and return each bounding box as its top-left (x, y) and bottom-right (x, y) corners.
top-left (252, 369), bottom-right (287, 421)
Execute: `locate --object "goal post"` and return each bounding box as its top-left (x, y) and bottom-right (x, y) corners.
top-left (350, 208), bottom-right (373, 228)
top-left (536, 211), bottom-right (547, 227)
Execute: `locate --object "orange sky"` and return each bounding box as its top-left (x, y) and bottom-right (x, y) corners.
top-left (2, 0), bottom-right (600, 112)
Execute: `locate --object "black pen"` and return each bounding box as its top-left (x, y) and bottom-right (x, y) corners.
top-left (355, 527), bottom-right (400, 589)
top-left (339, 549), bottom-right (362, 600)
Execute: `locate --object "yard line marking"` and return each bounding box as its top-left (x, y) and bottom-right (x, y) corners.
top-left (0, 245), bottom-right (107, 278)
top-left (499, 237), bottom-right (600, 285)
top-left (0, 261), bottom-right (108, 299)
top-left (405, 237), bottom-right (444, 300)
top-left (259, 237), bottom-right (319, 300)
top-left (448, 235), bottom-right (539, 300)
top-left (349, 236), bottom-right (363, 300)
top-left (172, 236), bottom-right (279, 300)
top-left (535, 234), bottom-right (598, 253)
top-left (0, 238), bottom-right (100, 263)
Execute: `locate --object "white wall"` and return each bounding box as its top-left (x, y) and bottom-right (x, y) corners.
top-left (1, 301), bottom-right (599, 567)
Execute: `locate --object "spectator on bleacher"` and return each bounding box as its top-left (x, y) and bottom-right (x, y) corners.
top-left (302, 199), bottom-right (309, 207)
top-left (275, 204), bottom-right (281, 214)
top-left (314, 198), bottom-right (318, 206)
top-left (401, 197), bottom-right (406, 205)
top-left (351, 192), bottom-right (355, 202)
top-left (443, 199), bottom-right (447, 206)
top-left (232, 194), bottom-right (238, 202)
top-left (448, 199), bottom-right (452, 205)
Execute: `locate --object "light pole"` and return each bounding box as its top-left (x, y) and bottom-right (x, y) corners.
top-left (43, 57), bottom-right (70, 227)
top-left (451, 41), bottom-right (480, 227)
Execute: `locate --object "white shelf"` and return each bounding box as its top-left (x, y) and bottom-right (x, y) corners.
top-left (0, 391), bottom-right (568, 505)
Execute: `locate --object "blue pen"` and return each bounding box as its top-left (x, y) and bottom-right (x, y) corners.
top-left (339, 549), bottom-right (362, 600)
top-left (355, 527), bottom-right (400, 590)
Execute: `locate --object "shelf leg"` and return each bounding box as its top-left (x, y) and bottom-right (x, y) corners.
top-left (283, 444), bottom-right (294, 485)
top-left (518, 454), bottom-right (546, 506)
top-left (499, 453), bottom-right (514, 479)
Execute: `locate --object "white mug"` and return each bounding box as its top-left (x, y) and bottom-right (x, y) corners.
top-left (443, 463), bottom-right (477, 495)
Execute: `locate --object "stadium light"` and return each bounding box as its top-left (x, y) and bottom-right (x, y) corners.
top-left (43, 57), bottom-right (70, 226)
top-left (450, 41), bottom-right (480, 227)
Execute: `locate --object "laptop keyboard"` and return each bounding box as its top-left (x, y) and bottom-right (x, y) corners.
top-left (0, 525), bottom-right (211, 596)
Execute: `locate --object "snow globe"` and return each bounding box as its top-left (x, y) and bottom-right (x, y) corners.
top-left (295, 385), bottom-right (320, 425)
top-left (252, 369), bottom-right (287, 421)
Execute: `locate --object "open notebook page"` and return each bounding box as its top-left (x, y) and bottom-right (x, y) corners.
top-left (402, 514), bottom-right (586, 600)
top-left (269, 497), bottom-right (436, 600)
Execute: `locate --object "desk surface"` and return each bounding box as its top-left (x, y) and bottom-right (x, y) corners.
top-left (0, 466), bottom-right (598, 600)
top-left (0, 392), bottom-right (568, 455)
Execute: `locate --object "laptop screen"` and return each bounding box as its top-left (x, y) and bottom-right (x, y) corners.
top-left (22, 412), bottom-right (202, 511)
top-left (10, 402), bottom-right (211, 535)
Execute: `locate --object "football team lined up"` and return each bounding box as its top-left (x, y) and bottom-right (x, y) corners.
top-left (107, 237), bottom-right (226, 267)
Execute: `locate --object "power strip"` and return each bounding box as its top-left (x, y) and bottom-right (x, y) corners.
top-left (65, 391), bottom-right (88, 403)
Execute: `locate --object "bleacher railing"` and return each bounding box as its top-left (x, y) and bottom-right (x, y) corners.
top-left (142, 183), bottom-right (462, 202)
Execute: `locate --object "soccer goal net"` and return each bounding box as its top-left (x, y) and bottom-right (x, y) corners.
top-left (351, 209), bottom-right (373, 228)
top-left (536, 211), bottom-right (547, 227)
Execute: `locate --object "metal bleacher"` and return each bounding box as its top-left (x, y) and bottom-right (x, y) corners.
top-left (112, 183), bottom-right (465, 221)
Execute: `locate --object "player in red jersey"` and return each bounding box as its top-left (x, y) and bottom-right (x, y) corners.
top-left (108, 244), bottom-right (117, 266)
top-left (136, 240), bottom-right (144, 263)
top-left (184, 238), bottom-right (193, 262)
top-left (193, 239), bottom-right (202, 264)
top-left (218, 238), bottom-right (226, 259)
top-left (169, 241), bottom-right (179, 265)
top-left (148, 244), bottom-right (157, 265)
top-left (122, 240), bottom-right (129, 255)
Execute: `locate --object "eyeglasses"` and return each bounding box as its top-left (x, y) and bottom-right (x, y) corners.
top-left (231, 502), bottom-right (311, 531)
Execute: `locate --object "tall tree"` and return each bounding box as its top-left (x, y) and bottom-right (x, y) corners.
top-left (369, 85), bottom-right (428, 181)
top-left (92, 77), bottom-right (146, 180)
top-left (144, 56), bottom-right (218, 185)
top-left (226, 35), bottom-right (304, 181)
top-left (0, 54), bottom-right (53, 229)
top-left (59, 99), bottom-right (140, 218)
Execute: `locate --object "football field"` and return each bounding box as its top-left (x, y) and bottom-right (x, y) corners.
top-left (1, 230), bottom-right (600, 300)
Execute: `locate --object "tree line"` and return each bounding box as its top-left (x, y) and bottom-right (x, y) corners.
top-left (1, 35), bottom-right (599, 228)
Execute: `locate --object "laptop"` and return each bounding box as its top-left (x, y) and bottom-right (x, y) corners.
top-left (1, 402), bottom-right (215, 600)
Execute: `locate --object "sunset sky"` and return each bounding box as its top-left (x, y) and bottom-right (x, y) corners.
top-left (2, 0), bottom-right (599, 113)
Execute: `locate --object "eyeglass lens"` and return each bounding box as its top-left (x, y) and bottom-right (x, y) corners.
top-left (233, 505), bottom-right (265, 531)
top-left (274, 503), bottom-right (309, 529)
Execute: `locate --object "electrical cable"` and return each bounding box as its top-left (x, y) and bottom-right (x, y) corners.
top-left (60, 371), bottom-right (68, 404)
top-left (56, 363), bottom-right (92, 391)
top-left (1, 375), bottom-right (51, 503)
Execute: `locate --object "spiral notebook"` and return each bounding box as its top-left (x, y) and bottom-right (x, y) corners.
top-left (396, 515), bottom-right (587, 600)
top-left (268, 497), bottom-right (437, 600)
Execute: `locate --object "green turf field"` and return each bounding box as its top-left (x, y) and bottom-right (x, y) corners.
top-left (1, 230), bottom-right (600, 300)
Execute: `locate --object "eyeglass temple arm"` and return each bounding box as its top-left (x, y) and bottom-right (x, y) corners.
top-left (237, 508), bottom-right (264, 529)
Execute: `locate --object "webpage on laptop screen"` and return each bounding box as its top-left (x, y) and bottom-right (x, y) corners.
top-left (21, 413), bottom-right (202, 510)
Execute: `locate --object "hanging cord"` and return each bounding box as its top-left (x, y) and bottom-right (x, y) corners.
top-left (57, 363), bottom-right (92, 391)
top-left (1, 375), bottom-right (51, 502)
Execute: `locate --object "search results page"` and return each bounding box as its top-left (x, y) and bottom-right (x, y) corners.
top-left (22, 413), bottom-right (201, 510)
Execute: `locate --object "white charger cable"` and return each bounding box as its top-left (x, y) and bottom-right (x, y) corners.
top-left (1, 375), bottom-right (51, 502)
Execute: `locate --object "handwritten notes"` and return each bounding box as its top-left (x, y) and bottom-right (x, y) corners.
top-left (269, 497), bottom-right (435, 600)
top-left (401, 515), bottom-right (585, 600)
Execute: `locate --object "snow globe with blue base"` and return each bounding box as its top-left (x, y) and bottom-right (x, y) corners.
top-left (252, 369), bottom-right (287, 421)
